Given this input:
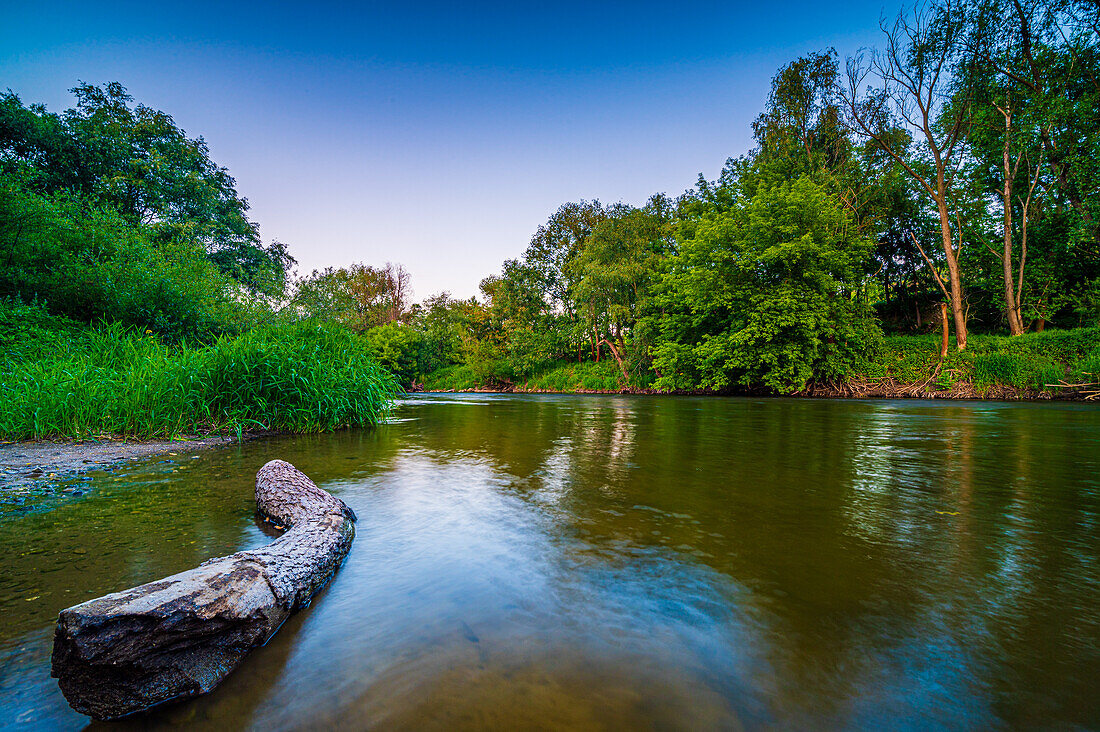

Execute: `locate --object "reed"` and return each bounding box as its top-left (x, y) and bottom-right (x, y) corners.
top-left (0, 320), bottom-right (399, 440)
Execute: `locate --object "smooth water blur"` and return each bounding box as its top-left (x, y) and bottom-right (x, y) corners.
top-left (1, 395), bottom-right (1098, 730)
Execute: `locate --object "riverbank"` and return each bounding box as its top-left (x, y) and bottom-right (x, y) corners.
top-left (421, 328), bottom-right (1100, 401)
top-left (0, 435), bottom-right (240, 492)
top-left (425, 381), bottom-right (1098, 400)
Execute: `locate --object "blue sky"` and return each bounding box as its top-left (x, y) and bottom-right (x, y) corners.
top-left (2, 1), bottom-right (893, 298)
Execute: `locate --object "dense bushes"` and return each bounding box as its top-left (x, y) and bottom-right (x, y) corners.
top-left (648, 176), bottom-right (881, 393)
top-left (1, 167), bottom-right (246, 342)
top-left (0, 307), bottom-right (398, 439)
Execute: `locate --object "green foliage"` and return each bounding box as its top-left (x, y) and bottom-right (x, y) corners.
top-left (649, 175), bottom-right (881, 393)
top-left (873, 328), bottom-right (1100, 390)
top-left (410, 292), bottom-right (469, 374)
top-left (291, 262), bottom-right (411, 332)
top-left (0, 83), bottom-right (293, 295)
top-left (362, 323), bottom-right (422, 386)
top-left (521, 360), bottom-right (624, 392)
top-left (0, 319), bottom-right (398, 440)
top-left (0, 300), bottom-right (84, 364)
top-left (0, 180), bottom-right (241, 340)
top-left (421, 364), bottom-right (481, 391)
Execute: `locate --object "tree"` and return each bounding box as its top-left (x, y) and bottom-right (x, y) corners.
top-left (569, 196), bottom-right (674, 381)
top-left (753, 49), bottom-right (851, 179)
top-left (648, 175), bottom-right (879, 393)
top-left (0, 83), bottom-right (293, 296)
top-left (523, 200), bottom-right (608, 317)
top-left (291, 262), bottom-right (412, 332)
top-left (840, 0), bottom-right (976, 349)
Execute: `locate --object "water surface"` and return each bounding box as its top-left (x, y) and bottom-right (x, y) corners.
top-left (1, 395), bottom-right (1098, 729)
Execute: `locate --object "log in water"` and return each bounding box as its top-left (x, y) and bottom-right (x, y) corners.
top-left (49, 460), bottom-right (355, 721)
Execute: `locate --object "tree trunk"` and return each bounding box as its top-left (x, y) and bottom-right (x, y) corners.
top-left (999, 108), bottom-right (1026, 336)
top-left (939, 302), bottom-right (950, 359)
top-left (51, 460), bottom-right (355, 721)
top-left (935, 196), bottom-right (968, 350)
top-left (599, 338), bottom-right (630, 384)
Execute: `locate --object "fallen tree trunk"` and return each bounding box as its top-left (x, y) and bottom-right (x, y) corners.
top-left (51, 459), bottom-right (356, 721)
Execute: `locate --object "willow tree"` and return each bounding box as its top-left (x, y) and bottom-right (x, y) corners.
top-left (840, 0), bottom-right (975, 349)
top-left (569, 196), bottom-right (674, 381)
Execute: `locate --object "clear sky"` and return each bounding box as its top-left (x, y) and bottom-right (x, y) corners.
top-left (2, 1), bottom-right (894, 300)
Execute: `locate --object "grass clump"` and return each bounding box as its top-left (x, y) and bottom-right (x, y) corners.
top-left (522, 360), bottom-right (624, 392)
top-left (0, 308), bottom-right (399, 440)
top-left (874, 328), bottom-right (1099, 391)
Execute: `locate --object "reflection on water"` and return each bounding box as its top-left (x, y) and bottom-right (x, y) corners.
top-left (1, 395), bottom-right (1099, 730)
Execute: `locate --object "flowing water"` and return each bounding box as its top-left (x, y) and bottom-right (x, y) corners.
top-left (1, 395), bottom-right (1099, 730)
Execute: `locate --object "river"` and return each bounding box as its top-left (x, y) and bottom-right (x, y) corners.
top-left (1, 394), bottom-right (1098, 729)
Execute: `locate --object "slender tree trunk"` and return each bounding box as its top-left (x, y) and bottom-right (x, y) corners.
top-left (935, 196), bottom-right (968, 350)
top-left (599, 338), bottom-right (630, 383)
top-left (998, 107), bottom-right (1025, 335)
top-left (939, 302), bottom-right (950, 359)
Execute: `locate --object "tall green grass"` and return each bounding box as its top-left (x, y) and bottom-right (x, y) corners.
top-left (522, 360), bottom-right (624, 391)
top-left (871, 328), bottom-right (1100, 390)
top-left (0, 318), bottom-right (399, 440)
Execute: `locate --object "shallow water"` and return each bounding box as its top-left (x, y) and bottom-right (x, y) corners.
top-left (1, 394), bottom-right (1098, 730)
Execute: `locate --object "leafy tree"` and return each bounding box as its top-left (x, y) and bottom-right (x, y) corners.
top-left (523, 200), bottom-right (608, 318)
top-left (291, 262), bottom-right (411, 332)
top-left (409, 292), bottom-right (472, 374)
top-left (569, 196), bottom-right (675, 381)
top-left (0, 83), bottom-right (293, 295)
top-left (752, 49), bottom-right (851, 180)
top-left (648, 175), bottom-right (879, 392)
top-left (473, 260), bottom-right (567, 381)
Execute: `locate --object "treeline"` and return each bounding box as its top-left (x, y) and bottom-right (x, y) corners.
top-left (334, 0), bottom-right (1099, 392)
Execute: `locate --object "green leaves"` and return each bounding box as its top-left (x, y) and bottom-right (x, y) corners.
top-left (649, 174), bottom-right (880, 393)
top-left (1, 83), bottom-right (293, 297)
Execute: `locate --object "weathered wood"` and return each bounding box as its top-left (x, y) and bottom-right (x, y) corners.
top-left (50, 459), bottom-right (356, 721)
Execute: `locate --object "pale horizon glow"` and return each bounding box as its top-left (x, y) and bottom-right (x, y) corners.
top-left (2, 1), bottom-right (891, 300)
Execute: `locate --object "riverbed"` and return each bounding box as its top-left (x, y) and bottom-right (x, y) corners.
top-left (1, 394), bottom-right (1098, 729)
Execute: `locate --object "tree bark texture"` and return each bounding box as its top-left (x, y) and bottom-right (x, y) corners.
top-left (51, 460), bottom-right (356, 721)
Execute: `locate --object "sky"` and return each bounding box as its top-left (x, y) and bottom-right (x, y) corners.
top-left (2, 1), bottom-right (895, 299)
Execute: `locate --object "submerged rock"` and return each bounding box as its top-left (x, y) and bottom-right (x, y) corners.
top-left (50, 460), bottom-right (356, 721)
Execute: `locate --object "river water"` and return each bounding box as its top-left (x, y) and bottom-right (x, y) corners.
top-left (1, 395), bottom-right (1098, 730)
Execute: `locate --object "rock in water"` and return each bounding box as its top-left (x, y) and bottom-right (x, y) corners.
top-left (51, 460), bottom-right (356, 720)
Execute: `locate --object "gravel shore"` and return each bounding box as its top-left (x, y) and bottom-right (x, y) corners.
top-left (0, 436), bottom-right (237, 491)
